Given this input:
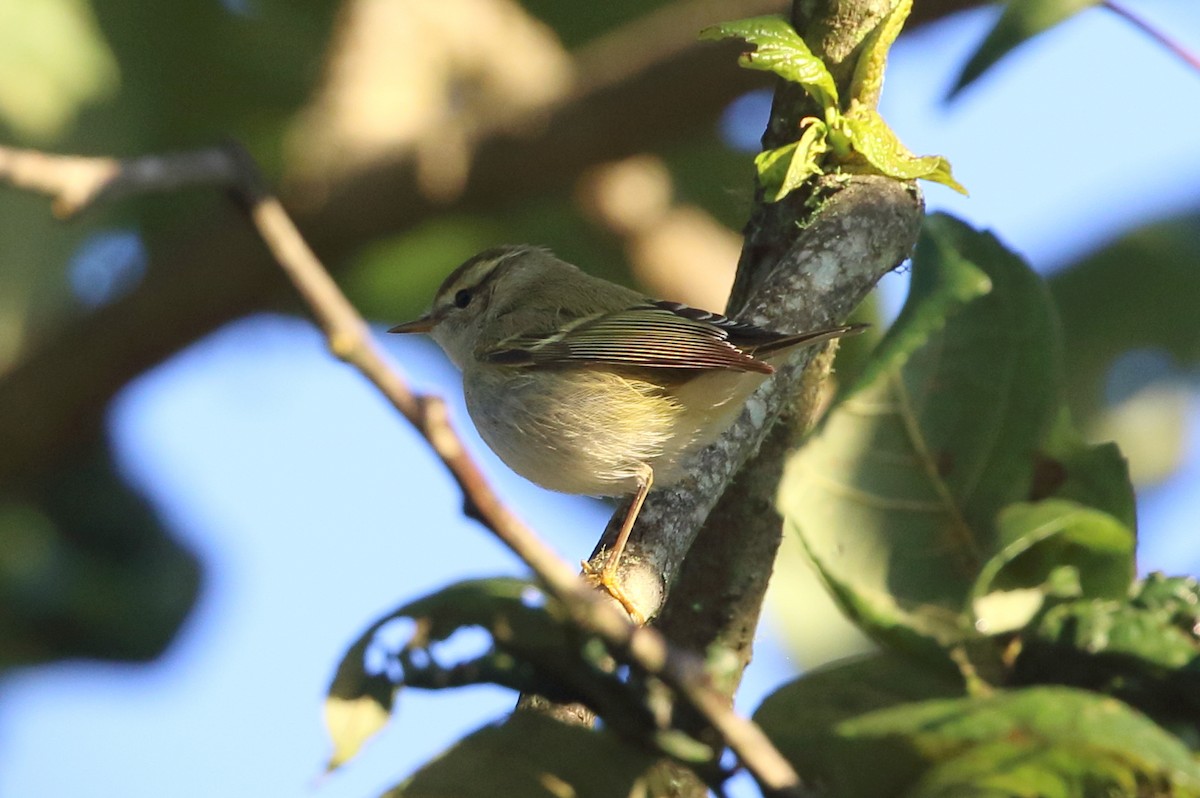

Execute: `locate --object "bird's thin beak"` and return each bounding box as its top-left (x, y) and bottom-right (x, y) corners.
top-left (387, 315), bottom-right (435, 334)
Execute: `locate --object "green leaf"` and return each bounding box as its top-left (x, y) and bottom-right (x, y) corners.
top-left (849, 0), bottom-right (912, 109)
top-left (0, 0), bottom-right (119, 142)
top-left (1035, 409), bottom-right (1136, 530)
top-left (703, 11), bottom-right (965, 200)
top-left (324, 578), bottom-right (651, 769)
top-left (0, 444), bottom-right (200, 668)
top-left (841, 687), bottom-right (1200, 794)
top-left (909, 740), bottom-right (1188, 798)
top-left (754, 653), bottom-right (964, 797)
top-left (950, 0), bottom-right (1102, 98)
top-left (753, 118), bottom-right (827, 201)
top-left (1048, 214), bottom-right (1200, 483)
top-left (387, 711), bottom-right (656, 798)
top-left (971, 499), bottom-right (1134, 634)
top-left (700, 15), bottom-right (839, 109)
top-left (843, 105), bottom-right (967, 194)
top-left (1015, 576), bottom-right (1200, 726)
top-left (779, 214), bottom-right (1060, 660)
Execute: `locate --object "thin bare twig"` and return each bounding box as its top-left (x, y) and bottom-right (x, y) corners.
top-left (0, 142), bottom-right (803, 797)
top-left (1102, 1), bottom-right (1200, 72)
top-left (0, 145), bottom-right (241, 218)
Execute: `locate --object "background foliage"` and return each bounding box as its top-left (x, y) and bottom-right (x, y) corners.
top-left (1, 0), bottom-right (1198, 796)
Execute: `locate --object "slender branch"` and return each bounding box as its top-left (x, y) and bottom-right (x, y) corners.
top-left (1102, 1), bottom-right (1200, 72)
top-left (0, 145), bottom-right (241, 219)
top-left (0, 142), bottom-right (803, 798)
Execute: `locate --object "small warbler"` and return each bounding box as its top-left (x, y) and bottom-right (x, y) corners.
top-left (390, 245), bottom-right (863, 618)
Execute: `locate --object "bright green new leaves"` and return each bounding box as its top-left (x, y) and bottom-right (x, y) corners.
top-left (702, 8), bottom-right (965, 200)
top-left (951, 0), bottom-right (1101, 97)
top-left (703, 15), bottom-right (837, 109)
top-left (752, 119), bottom-right (828, 202)
top-left (841, 105), bottom-right (962, 195)
top-left (778, 214), bottom-right (1135, 664)
top-left (387, 712), bottom-right (655, 798)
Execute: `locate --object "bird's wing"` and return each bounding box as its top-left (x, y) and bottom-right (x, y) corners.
top-left (482, 301), bottom-right (775, 374)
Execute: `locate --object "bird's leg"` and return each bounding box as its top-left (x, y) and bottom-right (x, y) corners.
top-left (584, 465), bottom-right (653, 624)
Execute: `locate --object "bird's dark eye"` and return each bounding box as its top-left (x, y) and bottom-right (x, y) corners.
top-left (453, 289), bottom-right (472, 309)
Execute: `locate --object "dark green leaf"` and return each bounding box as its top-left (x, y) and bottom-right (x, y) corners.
top-left (950, 0), bottom-right (1102, 98)
top-left (387, 711), bottom-right (656, 798)
top-left (1016, 576), bottom-right (1200, 727)
top-left (1035, 409), bottom-right (1136, 530)
top-left (842, 687), bottom-right (1200, 794)
top-left (779, 214), bottom-right (1060, 659)
top-left (0, 443), bottom-right (200, 668)
top-left (325, 578), bottom-right (658, 769)
top-left (909, 739), bottom-right (1184, 798)
top-left (971, 499), bottom-right (1134, 634)
top-left (754, 653), bottom-right (964, 797)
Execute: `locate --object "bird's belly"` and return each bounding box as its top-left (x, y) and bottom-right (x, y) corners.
top-left (463, 368), bottom-right (684, 497)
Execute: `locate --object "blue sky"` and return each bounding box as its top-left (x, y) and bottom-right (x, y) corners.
top-left (1, 3), bottom-right (1198, 797)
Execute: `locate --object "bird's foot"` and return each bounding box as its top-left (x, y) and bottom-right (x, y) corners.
top-left (581, 559), bottom-right (646, 626)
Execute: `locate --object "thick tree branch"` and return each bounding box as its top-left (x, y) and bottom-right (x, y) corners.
top-left (655, 0), bottom-right (927, 707)
top-left (0, 141), bottom-right (804, 797)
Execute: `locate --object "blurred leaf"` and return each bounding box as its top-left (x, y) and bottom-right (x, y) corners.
top-left (386, 711), bottom-right (655, 798)
top-left (971, 499), bottom-right (1134, 634)
top-left (1036, 409), bottom-right (1136, 529)
top-left (909, 739), bottom-right (1185, 798)
top-left (779, 213), bottom-right (1061, 660)
top-left (0, 0), bottom-right (119, 142)
top-left (754, 652), bottom-right (964, 796)
top-left (1048, 213), bottom-right (1200, 427)
top-left (517, 0), bottom-right (674, 48)
top-left (660, 136), bottom-right (757, 234)
top-left (765, 531), bottom-right (877, 672)
top-left (90, 0), bottom-right (339, 157)
top-left (325, 577), bottom-right (656, 770)
top-left (950, 0), bottom-right (1101, 98)
top-left (0, 443), bottom-right (200, 667)
top-left (1091, 384), bottom-right (1190, 485)
top-left (842, 687), bottom-right (1200, 796)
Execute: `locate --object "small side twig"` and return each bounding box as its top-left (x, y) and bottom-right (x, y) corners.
top-left (0, 145), bottom-right (241, 218)
top-left (1102, 1), bottom-right (1200, 72)
top-left (0, 141), bottom-right (804, 797)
